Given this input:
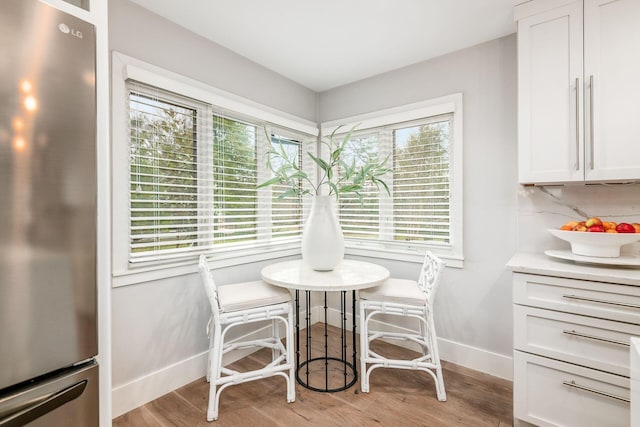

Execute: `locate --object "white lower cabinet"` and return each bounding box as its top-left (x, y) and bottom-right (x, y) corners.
top-left (515, 352), bottom-right (629, 427)
top-left (513, 272), bottom-right (638, 426)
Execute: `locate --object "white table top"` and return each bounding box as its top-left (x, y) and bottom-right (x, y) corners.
top-left (261, 259), bottom-right (390, 292)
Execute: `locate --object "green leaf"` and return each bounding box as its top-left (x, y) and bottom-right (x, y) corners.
top-left (353, 173), bottom-right (364, 185)
top-left (328, 181), bottom-right (338, 196)
top-left (375, 178), bottom-right (391, 195)
top-left (257, 176), bottom-right (282, 188)
top-left (331, 147), bottom-right (343, 162)
top-left (307, 152), bottom-right (330, 172)
top-left (339, 184), bottom-right (362, 193)
top-left (277, 188), bottom-right (301, 200)
top-left (288, 171), bottom-right (308, 180)
top-left (263, 127), bottom-right (272, 144)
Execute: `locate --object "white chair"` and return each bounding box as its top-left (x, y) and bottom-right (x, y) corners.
top-left (198, 255), bottom-right (295, 421)
top-left (359, 251), bottom-right (446, 401)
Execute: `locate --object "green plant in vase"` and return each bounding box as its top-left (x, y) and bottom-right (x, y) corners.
top-left (258, 124), bottom-right (390, 271)
top-left (258, 125), bottom-right (391, 203)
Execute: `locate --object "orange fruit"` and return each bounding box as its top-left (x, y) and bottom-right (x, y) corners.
top-left (605, 229), bottom-right (618, 233)
top-left (633, 223), bottom-right (640, 233)
top-left (561, 221), bottom-right (579, 230)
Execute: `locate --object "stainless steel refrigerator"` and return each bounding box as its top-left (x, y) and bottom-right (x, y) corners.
top-left (0, 0), bottom-right (98, 425)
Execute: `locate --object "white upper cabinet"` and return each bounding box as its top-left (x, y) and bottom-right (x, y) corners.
top-left (516, 0), bottom-right (640, 184)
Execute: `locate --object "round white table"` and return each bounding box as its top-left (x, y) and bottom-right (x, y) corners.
top-left (261, 259), bottom-right (389, 392)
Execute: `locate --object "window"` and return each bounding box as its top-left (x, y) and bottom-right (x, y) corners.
top-left (126, 81), bottom-right (314, 264)
top-left (129, 87), bottom-right (200, 261)
top-left (324, 94), bottom-right (463, 264)
top-left (392, 116), bottom-right (451, 245)
top-left (339, 132), bottom-right (384, 240)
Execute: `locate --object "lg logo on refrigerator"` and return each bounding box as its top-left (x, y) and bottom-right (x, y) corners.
top-left (58, 23), bottom-right (83, 39)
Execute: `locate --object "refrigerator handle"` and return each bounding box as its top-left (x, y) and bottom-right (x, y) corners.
top-left (0, 380), bottom-right (87, 427)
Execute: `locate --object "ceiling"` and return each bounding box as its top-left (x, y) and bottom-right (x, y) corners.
top-left (129, 0), bottom-right (520, 92)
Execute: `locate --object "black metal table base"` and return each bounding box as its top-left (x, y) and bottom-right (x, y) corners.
top-left (295, 289), bottom-right (357, 392)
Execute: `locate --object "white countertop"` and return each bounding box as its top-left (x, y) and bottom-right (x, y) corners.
top-left (507, 252), bottom-right (640, 286)
top-left (261, 259), bottom-right (390, 292)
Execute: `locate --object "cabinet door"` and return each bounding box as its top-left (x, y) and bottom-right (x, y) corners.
top-left (584, 0), bottom-right (640, 181)
top-left (514, 351), bottom-right (630, 427)
top-left (514, 305), bottom-right (639, 377)
top-left (517, 1), bottom-right (584, 184)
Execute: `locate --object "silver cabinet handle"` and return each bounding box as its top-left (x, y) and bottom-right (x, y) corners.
top-left (563, 329), bottom-right (630, 347)
top-left (575, 77), bottom-right (580, 171)
top-left (589, 74), bottom-right (595, 169)
top-left (563, 380), bottom-right (629, 403)
top-left (562, 294), bottom-right (640, 310)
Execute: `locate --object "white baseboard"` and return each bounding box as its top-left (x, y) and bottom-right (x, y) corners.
top-left (112, 350), bottom-right (209, 418)
top-left (113, 306), bottom-right (512, 418)
top-left (437, 337), bottom-right (513, 380)
top-left (112, 309), bottom-right (311, 418)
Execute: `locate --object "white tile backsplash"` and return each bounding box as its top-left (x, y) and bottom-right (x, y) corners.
top-left (517, 183), bottom-right (640, 253)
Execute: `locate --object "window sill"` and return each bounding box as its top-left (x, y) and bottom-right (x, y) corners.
top-left (345, 243), bottom-right (464, 269)
top-left (112, 244), bottom-right (301, 287)
top-left (111, 241), bottom-right (463, 288)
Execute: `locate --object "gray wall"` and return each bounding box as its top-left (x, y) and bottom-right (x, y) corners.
top-left (109, 0), bottom-right (317, 122)
top-left (109, 0), bottom-right (316, 390)
top-left (320, 35), bottom-right (518, 355)
top-left (110, 0), bottom-right (518, 403)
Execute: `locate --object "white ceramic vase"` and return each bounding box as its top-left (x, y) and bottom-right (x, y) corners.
top-left (302, 195), bottom-right (345, 271)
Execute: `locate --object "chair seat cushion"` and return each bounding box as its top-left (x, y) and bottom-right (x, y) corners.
top-left (218, 280), bottom-right (291, 312)
top-left (359, 278), bottom-right (426, 306)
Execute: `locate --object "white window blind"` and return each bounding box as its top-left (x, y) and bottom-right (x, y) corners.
top-left (338, 132), bottom-right (386, 240)
top-left (212, 115), bottom-right (257, 246)
top-left (127, 81), bottom-right (313, 264)
top-left (393, 116), bottom-right (451, 245)
top-left (336, 114), bottom-right (453, 250)
top-left (129, 84), bottom-right (207, 262)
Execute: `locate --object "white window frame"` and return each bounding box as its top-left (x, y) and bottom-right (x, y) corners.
top-left (321, 93), bottom-right (464, 268)
top-left (112, 52), bottom-right (318, 286)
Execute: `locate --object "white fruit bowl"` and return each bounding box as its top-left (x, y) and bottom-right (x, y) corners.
top-left (548, 229), bottom-right (640, 258)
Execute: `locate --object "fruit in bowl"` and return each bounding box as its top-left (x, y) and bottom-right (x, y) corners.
top-left (616, 222), bottom-right (636, 233)
top-left (560, 217), bottom-right (637, 234)
top-left (551, 217), bottom-right (640, 257)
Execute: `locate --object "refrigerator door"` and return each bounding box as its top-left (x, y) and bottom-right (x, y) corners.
top-left (0, 0), bottom-right (97, 390)
top-left (0, 361), bottom-right (98, 427)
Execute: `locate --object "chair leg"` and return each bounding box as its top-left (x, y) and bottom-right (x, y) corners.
top-left (206, 380), bottom-right (218, 421)
top-left (359, 302), bottom-right (370, 393)
top-left (272, 319), bottom-right (279, 362)
top-left (428, 315), bottom-right (446, 401)
top-left (206, 332), bottom-right (214, 383)
top-left (286, 309), bottom-right (296, 403)
top-left (207, 325), bottom-right (223, 421)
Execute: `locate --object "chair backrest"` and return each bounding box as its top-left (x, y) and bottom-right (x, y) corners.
top-left (417, 251), bottom-right (445, 308)
top-left (198, 254), bottom-right (220, 320)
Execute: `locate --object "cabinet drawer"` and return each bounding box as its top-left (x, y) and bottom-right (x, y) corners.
top-left (514, 351), bottom-right (629, 427)
top-left (513, 273), bottom-right (640, 324)
top-left (514, 305), bottom-right (639, 377)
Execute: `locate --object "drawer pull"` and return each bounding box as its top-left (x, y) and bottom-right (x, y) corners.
top-left (562, 294), bottom-right (640, 310)
top-left (575, 77), bottom-right (580, 170)
top-left (562, 329), bottom-right (629, 347)
top-left (562, 380), bottom-right (629, 403)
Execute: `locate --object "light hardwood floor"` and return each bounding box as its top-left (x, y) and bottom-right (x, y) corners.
top-left (114, 324), bottom-right (513, 426)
